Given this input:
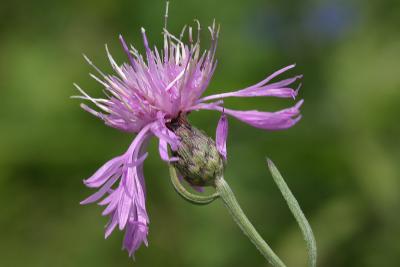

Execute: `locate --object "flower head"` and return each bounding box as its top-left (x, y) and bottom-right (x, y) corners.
top-left (76, 6), bottom-right (302, 258)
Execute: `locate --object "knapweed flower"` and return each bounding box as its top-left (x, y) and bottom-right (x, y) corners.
top-left (75, 17), bottom-right (302, 257)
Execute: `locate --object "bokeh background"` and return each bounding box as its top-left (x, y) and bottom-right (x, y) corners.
top-left (1, 0), bottom-right (399, 266)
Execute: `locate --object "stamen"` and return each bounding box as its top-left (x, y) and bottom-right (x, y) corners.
top-left (164, 1), bottom-right (169, 30)
top-left (194, 19), bottom-right (201, 43)
top-left (164, 29), bottom-right (184, 46)
top-left (83, 54), bottom-right (107, 78)
top-left (189, 27), bottom-right (193, 43)
top-left (105, 44), bottom-right (126, 80)
top-left (165, 68), bottom-right (186, 91)
top-left (119, 35), bottom-right (137, 70)
top-left (71, 95), bottom-right (110, 104)
top-left (129, 44), bottom-right (140, 58)
top-left (89, 73), bottom-right (109, 88)
top-left (73, 83), bottom-right (112, 113)
top-left (179, 25), bottom-right (187, 40)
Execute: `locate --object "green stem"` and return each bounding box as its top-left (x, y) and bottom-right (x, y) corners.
top-left (215, 176), bottom-right (286, 267)
top-left (169, 164), bottom-right (219, 205)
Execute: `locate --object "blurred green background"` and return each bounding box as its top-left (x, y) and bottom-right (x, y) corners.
top-left (1, 0), bottom-right (399, 266)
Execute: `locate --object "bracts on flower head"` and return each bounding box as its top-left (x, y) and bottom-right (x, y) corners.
top-left (166, 114), bottom-right (225, 187)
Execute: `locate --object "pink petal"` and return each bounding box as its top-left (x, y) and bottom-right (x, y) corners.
top-left (83, 155), bottom-right (124, 188)
top-left (158, 139), bottom-right (179, 162)
top-left (105, 211), bottom-right (119, 238)
top-left (216, 113), bottom-right (228, 160)
top-left (80, 174), bottom-right (120, 205)
top-left (199, 65), bottom-right (300, 102)
top-left (101, 187), bottom-right (122, 216)
top-left (151, 121), bottom-right (180, 151)
top-left (193, 100), bottom-right (303, 130)
top-left (81, 123), bottom-right (153, 255)
top-left (118, 190), bottom-right (132, 230)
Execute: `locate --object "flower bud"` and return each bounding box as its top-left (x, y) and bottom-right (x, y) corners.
top-left (167, 115), bottom-right (224, 186)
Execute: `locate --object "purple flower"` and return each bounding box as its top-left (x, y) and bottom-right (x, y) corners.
top-left (76, 19), bottom-right (302, 257)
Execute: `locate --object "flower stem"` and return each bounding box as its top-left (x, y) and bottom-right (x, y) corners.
top-left (215, 176), bottom-right (286, 267)
top-left (168, 164), bottom-right (219, 205)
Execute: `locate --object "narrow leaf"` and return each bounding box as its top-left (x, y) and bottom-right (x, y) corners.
top-left (267, 158), bottom-right (317, 267)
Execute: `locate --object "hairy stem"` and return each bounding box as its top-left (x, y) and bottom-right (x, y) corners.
top-left (215, 176), bottom-right (286, 267)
